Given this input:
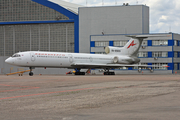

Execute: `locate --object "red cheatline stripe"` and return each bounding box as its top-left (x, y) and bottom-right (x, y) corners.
top-left (0, 87), bottom-right (95, 100)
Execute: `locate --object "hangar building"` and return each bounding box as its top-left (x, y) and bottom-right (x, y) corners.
top-left (0, 0), bottom-right (81, 74)
top-left (0, 0), bottom-right (180, 75)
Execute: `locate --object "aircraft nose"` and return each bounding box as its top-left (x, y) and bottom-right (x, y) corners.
top-left (5, 58), bottom-right (13, 64)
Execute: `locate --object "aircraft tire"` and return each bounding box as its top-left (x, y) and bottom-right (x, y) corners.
top-left (112, 72), bottom-right (115, 75)
top-left (29, 72), bottom-right (33, 76)
top-left (104, 72), bottom-right (108, 75)
top-left (75, 72), bottom-right (85, 75)
top-left (104, 72), bottom-right (115, 75)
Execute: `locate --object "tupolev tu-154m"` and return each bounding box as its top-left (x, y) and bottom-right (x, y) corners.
top-left (5, 35), bottom-right (169, 76)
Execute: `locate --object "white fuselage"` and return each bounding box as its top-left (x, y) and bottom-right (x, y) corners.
top-left (5, 35), bottom-right (166, 75)
top-left (5, 51), bottom-right (135, 69)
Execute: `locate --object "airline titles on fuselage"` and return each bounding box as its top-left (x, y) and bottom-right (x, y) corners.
top-left (35, 53), bottom-right (68, 59)
top-left (35, 53), bottom-right (66, 56)
top-left (35, 53), bottom-right (112, 61)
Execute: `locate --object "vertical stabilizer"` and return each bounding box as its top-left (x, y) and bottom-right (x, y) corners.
top-left (120, 37), bottom-right (144, 56)
top-left (105, 35), bottom-right (168, 56)
top-left (105, 36), bottom-right (146, 56)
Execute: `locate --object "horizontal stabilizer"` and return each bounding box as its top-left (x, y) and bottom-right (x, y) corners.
top-left (126, 34), bottom-right (171, 39)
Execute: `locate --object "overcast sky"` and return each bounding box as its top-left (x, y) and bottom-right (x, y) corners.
top-left (64, 0), bottom-right (180, 34)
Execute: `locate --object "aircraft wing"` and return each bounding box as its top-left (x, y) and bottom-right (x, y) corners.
top-left (71, 63), bottom-right (169, 69)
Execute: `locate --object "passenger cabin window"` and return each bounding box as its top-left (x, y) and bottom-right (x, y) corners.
top-left (12, 54), bottom-right (21, 57)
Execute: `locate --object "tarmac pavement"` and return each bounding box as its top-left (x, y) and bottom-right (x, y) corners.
top-left (0, 75), bottom-right (180, 120)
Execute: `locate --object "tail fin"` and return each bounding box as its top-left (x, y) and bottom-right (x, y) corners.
top-left (105, 35), bottom-right (170, 57)
top-left (120, 36), bottom-right (146, 57)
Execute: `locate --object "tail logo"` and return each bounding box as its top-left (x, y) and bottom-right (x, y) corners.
top-left (127, 40), bottom-right (136, 49)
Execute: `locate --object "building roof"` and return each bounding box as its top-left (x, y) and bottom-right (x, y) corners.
top-left (48, 0), bottom-right (83, 14)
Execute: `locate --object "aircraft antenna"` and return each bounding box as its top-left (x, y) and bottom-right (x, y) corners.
top-left (102, 0), bottom-right (104, 6)
top-left (115, 0), bottom-right (117, 5)
top-left (136, 0), bottom-right (138, 5)
top-left (86, 0), bottom-right (87, 6)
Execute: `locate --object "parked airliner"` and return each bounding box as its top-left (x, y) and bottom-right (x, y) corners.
top-left (5, 35), bottom-right (167, 76)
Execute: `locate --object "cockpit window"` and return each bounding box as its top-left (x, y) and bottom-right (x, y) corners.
top-left (12, 54), bottom-right (21, 57)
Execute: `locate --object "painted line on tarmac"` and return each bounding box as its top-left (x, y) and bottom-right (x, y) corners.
top-left (0, 84), bottom-right (40, 93)
top-left (0, 87), bottom-right (40, 92)
top-left (0, 84), bottom-right (35, 88)
top-left (117, 85), bottom-right (171, 89)
top-left (0, 87), bottom-right (96, 100)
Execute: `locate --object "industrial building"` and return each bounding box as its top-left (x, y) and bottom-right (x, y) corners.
top-left (0, 0), bottom-right (180, 75)
top-left (90, 33), bottom-right (180, 74)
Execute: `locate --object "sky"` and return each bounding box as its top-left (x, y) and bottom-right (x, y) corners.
top-left (63, 0), bottom-right (180, 34)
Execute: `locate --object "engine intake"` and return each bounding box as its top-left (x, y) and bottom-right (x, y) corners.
top-left (105, 46), bottom-right (122, 54)
top-left (113, 56), bottom-right (140, 64)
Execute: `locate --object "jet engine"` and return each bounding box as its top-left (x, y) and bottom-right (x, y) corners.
top-left (113, 56), bottom-right (140, 64)
top-left (105, 46), bottom-right (122, 54)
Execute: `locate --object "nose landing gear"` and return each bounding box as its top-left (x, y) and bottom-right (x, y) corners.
top-left (29, 67), bottom-right (35, 76)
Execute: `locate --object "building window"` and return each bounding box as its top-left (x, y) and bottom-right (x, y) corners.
top-left (114, 41), bottom-right (128, 47)
top-left (152, 52), bottom-right (168, 57)
top-left (152, 40), bottom-right (168, 46)
top-left (142, 41), bottom-right (147, 46)
top-left (133, 63), bottom-right (148, 69)
top-left (95, 41), bottom-right (109, 47)
top-left (138, 52), bottom-right (148, 57)
top-left (174, 40), bottom-right (177, 46)
top-left (178, 41), bottom-right (180, 46)
top-left (119, 67), bottom-right (128, 70)
top-left (174, 52), bottom-right (178, 58)
top-left (178, 52), bottom-right (180, 58)
top-left (152, 63), bottom-right (168, 70)
top-left (174, 63), bottom-right (178, 70)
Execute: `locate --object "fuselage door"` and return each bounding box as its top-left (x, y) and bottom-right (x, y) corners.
top-left (68, 54), bottom-right (73, 63)
top-left (30, 52), bottom-right (35, 61)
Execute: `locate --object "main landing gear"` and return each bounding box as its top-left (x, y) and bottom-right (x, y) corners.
top-left (29, 67), bottom-right (34, 76)
top-left (104, 69), bottom-right (115, 75)
top-left (74, 68), bottom-right (85, 75)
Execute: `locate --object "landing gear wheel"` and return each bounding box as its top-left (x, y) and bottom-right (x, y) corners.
top-left (104, 72), bottom-right (115, 75)
top-left (74, 68), bottom-right (85, 75)
top-left (29, 72), bottom-right (33, 76)
top-left (29, 67), bottom-right (35, 76)
top-left (75, 72), bottom-right (85, 75)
